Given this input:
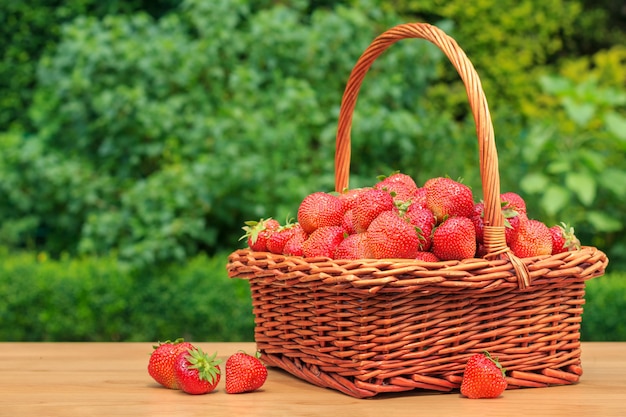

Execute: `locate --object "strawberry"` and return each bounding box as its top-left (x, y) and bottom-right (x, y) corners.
top-left (471, 202), bottom-right (485, 244)
top-left (302, 225), bottom-right (345, 258)
top-left (173, 346), bottom-right (221, 395)
top-left (549, 222), bottom-right (581, 255)
top-left (510, 218), bottom-right (552, 258)
top-left (415, 251), bottom-right (440, 262)
top-left (241, 218), bottom-right (280, 252)
top-left (334, 232), bottom-right (372, 259)
top-left (297, 192), bottom-right (344, 234)
top-left (352, 188), bottom-right (396, 232)
top-left (266, 222), bottom-right (303, 254)
top-left (148, 338), bottom-right (195, 389)
top-left (460, 351), bottom-right (507, 399)
top-left (501, 191), bottom-right (527, 216)
top-left (283, 227), bottom-right (308, 256)
top-left (412, 187), bottom-right (428, 208)
top-left (505, 212), bottom-right (526, 246)
top-left (225, 351), bottom-right (268, 394)
top-left (341, 209), bottom-right (357, 235)
top-left (404, 203), bottom-right (436, 251)
top-left (431, 216), bottom-right (476, 261)
top-left (425, 177), bottom-right (474, 223)
top-left (337, 187), bottom-right (367, 212)
top-left (374, 172), bottom-right (419, 202)
top-left (367, 210), bottom-right (420, 259)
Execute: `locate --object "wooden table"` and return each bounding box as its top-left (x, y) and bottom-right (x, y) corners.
top-left (1, 342), bottom-right (624, 416)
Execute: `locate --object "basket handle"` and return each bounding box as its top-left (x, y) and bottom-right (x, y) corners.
top-left (334, 22), bottom-right (530, 288)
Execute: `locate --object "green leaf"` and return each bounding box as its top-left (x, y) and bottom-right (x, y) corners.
top-left (598, 168), bottom-right (626, 199)
top-left (565, 172), bottom-right (596, 206)
top-left (520, 172), bottom-right (550, 195)
top-left (587, 211), bottom-right (622, 233)
top-left (561, 97), bottom-right (595, 127)
top-left (540, 185), bottom-right (571, 217)
top-left (604, 111), bottom-right (626, 141)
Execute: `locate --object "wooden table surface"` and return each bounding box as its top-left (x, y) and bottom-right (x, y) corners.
top-left (0, 342), bottom-right (624, 416)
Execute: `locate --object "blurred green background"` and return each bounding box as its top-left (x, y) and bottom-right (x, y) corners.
top-left (0, 0), bottom-right (624, 341)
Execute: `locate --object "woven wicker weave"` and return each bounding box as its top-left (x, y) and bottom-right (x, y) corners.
top-left (227, 22), bottom-right (608, 398)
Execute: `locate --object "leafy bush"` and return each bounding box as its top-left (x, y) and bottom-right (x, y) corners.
top-left (0, 248), bottom-right (622, 341)
top-left (582, 271), bottom-right (626, 341)
top-left (0, 0), bottom-right (182, 131)
top-left (6, 0), bottom-right (479, 268)
top-left (0, 248), bottom-right (254, 342)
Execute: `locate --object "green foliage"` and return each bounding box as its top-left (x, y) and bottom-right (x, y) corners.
top-left (0, 248), bottom-right (622, 341)
top-left (7, 0), bottom-right (482, 268)
top-left (0, 248), bottom-right (254, 341)
top-left (582, 271), bottom-right (626, 341)
top-left (1, 0), bottom-right (625, 273)
top-left (518, 46), bottom-right (626, 268)
top-left (0, 0), bottom-right (182, 131)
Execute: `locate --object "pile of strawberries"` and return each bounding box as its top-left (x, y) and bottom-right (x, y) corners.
top-left (243, 173), bottom-right (581, 261)
top-left (148, 339), bottom-right (267, 395)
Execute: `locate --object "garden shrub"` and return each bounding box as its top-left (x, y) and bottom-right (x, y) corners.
top-left (0, 248), bottom-right (254, 342)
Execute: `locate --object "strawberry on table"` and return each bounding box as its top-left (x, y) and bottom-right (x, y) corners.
top-left (432, 216), bottom-right (477, 261)
top-left (461, 351), bottom-right (508, 399)
top-left (148, 338), bottom-right (195, 389)
top-left (225, 352), bottom-right (268, 394)
top-left (173, 346), bottom-right (222, 395)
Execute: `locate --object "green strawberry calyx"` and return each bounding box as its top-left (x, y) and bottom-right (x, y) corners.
top-left (483, 350), bottom-right (506, 377)
top-left (186, 347), bottom-right (222, 384)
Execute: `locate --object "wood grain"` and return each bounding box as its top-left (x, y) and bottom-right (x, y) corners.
top-left (0, 342), bottom-right (624, 416)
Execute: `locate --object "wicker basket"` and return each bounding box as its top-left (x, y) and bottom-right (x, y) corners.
top-left (226, 22), bottom-right (608, 398)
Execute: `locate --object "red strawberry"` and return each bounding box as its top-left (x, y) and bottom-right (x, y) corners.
top-left (283, 227), bottom-right (308, 256)
top-left (225, 351), bottom-right (268, 394)
top-left (297, 192), bottom-right (344, 234)
top-left (302, 225), bottom-right (345, 258)
top-left (431, 216), bottom-right (476, 261)
top-left (173, 347), bottom-right (222, 395)
top-left (148, 338), bottom-right (195, 389)
top-left (404, 203), bottom-right (436, 251)
top-left (501, 191), bottom-right (527, 215)
top-left (412, 187), bottom-right (427, 208)
top-left (266, 222), bottom-right (303, 254)
top-left (510, 219), bottom-right (552, 258)
top-left (241, 218), bottom-right (280, 252)
top-left (352, 188), bottom-right (396, 232)
top-left (461, 351), bottom-right (508, 399)
top-left (337, 187), bottom-right (367, 212)
top-left (471, 202), bottom-right (485, 244)
top-left (341, 209), bottom-right (357, 235)
top-left (367, 210), bottom-right (420, 259)
top-left (334, 232), bottom-right (372, 259)
top-left (374, 172), bottom-right (419, 202)
top-left (549, 222), bottom-right (581, 255)
top-left (415, 251), bottom-right (440, 262)
top-left (425, 177), bottom-right (474, 223)
top-left (505, 212), bottom-right (526, 246)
